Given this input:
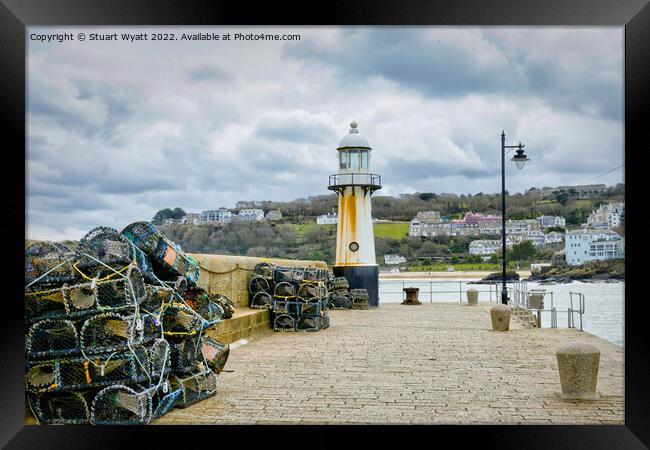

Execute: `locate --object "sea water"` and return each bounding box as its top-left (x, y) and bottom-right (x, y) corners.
top-left (378, 278), bottom-right (624, 347)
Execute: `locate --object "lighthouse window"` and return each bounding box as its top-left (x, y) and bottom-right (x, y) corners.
top-left (360, 150), bottom-right (369, 168)
top-left (339, 151), bottom-right (348, 169)
top-left (349, 241), bottom-right (359, 252)
top-left (349, 149), bottom-right (359, 169)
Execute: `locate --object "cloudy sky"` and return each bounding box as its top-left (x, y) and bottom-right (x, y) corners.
top-left (27, 26), bottom-right (624, 241)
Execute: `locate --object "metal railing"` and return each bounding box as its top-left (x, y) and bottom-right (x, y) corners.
top-left (328, 173), bottom-right (382, 190)
top-left (380, 279), bottom-right (502, 303)
top-left (568, 292), bottom-right (585, 330)
top-left (504, 281), bottom-right (557, 328)
top-left (499, 282), bottom-right (583, 330)
top-left (379, 279), bottom-right (585, 330)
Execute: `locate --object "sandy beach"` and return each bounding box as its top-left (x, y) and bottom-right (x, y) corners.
top-left (379, 270), bottom-right (532, 279)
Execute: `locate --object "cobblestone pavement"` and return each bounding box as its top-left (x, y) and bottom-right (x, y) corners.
top-left (154, 302), bottom-right (624, 425)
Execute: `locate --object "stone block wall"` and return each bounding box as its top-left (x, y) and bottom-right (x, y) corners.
top-left (189, 254), bottom-right (329, 308)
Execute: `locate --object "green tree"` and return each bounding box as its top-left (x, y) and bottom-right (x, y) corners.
top-left (466, 254), bottom-right (483, 263)
top-left (172, 207), bottom-right (186, 219)
top-left (152, 207), bottom-right (186, 224)
top-left (553, 190), bottom-right (569, 206)
top-left (152, 208), bottom-right (174, 225)
top-left (508, 240), bottom-right (537, 261)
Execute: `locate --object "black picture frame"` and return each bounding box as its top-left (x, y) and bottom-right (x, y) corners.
top-left (2, 0), bottom-right (647, 447)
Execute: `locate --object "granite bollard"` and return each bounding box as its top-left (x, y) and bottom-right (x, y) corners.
top-left (402, 287), bottom-right (421, 305)
top-left (466, 288), bottom-right (478, 305)
top-left (556, 342), bottom-right (601, 400)
top-left (490, 304), bottom-right (511, 331)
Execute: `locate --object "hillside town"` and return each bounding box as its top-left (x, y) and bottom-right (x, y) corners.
top-left (163, 207), bottom-right (283, 225)
top-left (389, 200), bottom-right (624, 267)
top-left (155, 184), bottom-right (624, 270)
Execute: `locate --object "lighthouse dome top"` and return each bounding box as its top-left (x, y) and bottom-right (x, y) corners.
top-left (337, 121), bottom-right (371, 149)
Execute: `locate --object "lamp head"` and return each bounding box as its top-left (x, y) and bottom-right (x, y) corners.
top-left (510, 144), bottom-right (529, 170)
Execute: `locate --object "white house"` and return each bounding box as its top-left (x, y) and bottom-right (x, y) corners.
top-left (537, 215), bottom-right (566, 228)
top-left (384, 254), bottom-right (407, 265)
top-left (469, 240), bottom-right (501, 256)
top-left (237, 208), bottom-right (265, 221)
top-left (587, 202), bottom-right (624, 229)
top-left (565, 229), bottom-right (622, 265)
top-left (506, 219), bottom-right (541, 233)
top-left (409, 219), bottom-right (440, 236)
top-left (478, 220), bottom-right (501, 236)
top-left (588, 238), bottom-right (625, 261)
top-left (473, 219), bottom-right (540, 237)
top-left (410, 220), bottom-right (480, 237)
top-left (544, 231), bottom-right (564, 245)
top-left (201, 208), bottom-right (232, 223)
top-left (317, 213), bottom-right (338, 225)
top-left (515, 229), bottom-right (564, 247)
top-left (512, 230), bottom-right (545, 247)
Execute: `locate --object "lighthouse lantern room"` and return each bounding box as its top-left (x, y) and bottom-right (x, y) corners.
top-left (327, 121), bottom-right (382, 306)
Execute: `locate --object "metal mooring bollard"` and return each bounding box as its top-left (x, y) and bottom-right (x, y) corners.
top-left (490, 304), bottom-right (511, 331)
top-left (556, 342), bottom-right (601, 400)
top-left (466, 288), bottom-right (478, 305)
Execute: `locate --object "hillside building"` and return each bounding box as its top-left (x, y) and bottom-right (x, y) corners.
top-left (201, 208), bottom-right (232, 223)
top-left (317, 213), bottom-right (338, 225)
top-left (537, 215), bottom-right (566, 228)
top-left (587, 202), bottom-right (625, 229)
top-left (383, 254), bottom-right (407, 265)
top-left (565, 229), bottom-right (623, 265)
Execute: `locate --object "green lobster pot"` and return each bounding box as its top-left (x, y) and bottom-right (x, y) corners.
top-left (121, 221), bottom-right (200, 286)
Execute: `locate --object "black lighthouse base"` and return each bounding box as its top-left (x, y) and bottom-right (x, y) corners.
top-left (333, 265), bottom-right (379, 307)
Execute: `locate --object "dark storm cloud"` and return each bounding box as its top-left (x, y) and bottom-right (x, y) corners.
top-left (284, 28), bottom-right (623, 120)
top-left (521, 61), bottom-right (622, 120)
top-left (284, 29), bottom-right (517, 99)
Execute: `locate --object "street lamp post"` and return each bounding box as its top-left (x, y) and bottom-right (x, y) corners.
top-left (500, 131), bottom-right (529, 305)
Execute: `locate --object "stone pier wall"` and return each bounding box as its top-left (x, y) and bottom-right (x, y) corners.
top-left (24, 238), bottom-right (328, 308)
top-left (188, 253), bottom-right (329, 307)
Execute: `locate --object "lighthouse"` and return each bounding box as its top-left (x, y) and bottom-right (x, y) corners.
top-left (328, 121), bottom-right (382, 306)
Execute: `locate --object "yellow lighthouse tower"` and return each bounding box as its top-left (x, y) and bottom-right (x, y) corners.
top-left (328, 121), bottom-right (382, 306)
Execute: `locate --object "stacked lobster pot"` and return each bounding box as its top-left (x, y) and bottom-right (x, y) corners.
top-left (349, 288), bottom-right (370, 310)
top-left (24, 223), bottom-right (230, 425)
top-left (248, 262), bottom-right (275, 310)
top-left (248, 263), bottom-right (331, 332)
top-left (327, 276), bottom-right (353, 310)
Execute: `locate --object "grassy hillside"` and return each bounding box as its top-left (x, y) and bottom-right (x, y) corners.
top-left (373, 222), bottom-right (409, 239)
top-left (292, 223), bottom-right (335, 238)
top-left (291, 222), bottom-right (409, 240)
